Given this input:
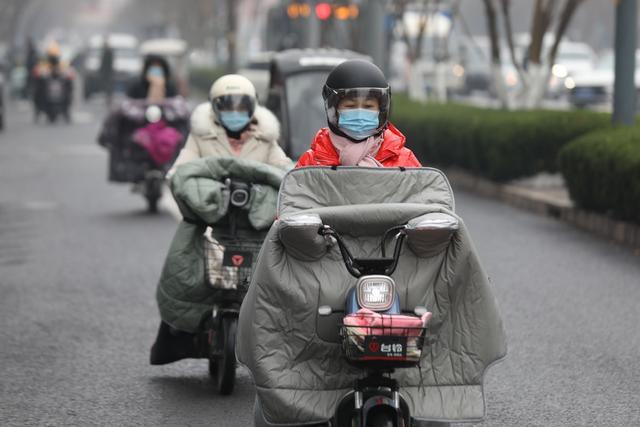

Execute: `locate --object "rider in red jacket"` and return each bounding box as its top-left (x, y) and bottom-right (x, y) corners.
top-left (296, 59), bottom-right (421, 168)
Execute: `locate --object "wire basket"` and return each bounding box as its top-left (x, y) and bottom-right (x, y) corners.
top-left (204, 235), bottom-right (264, 291)
top-left (340, 314), bottom-right (427, 369)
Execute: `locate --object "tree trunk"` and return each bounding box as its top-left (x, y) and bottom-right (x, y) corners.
top-left (408, 62), bottom-right (428, 102)
top-left (226, 0), bottom-right (237, 73)
top-left (500, 0), bottom-right (528, 89)
top-left (523, 63), bottom-right (548, 108)
top-left (525, 0), bottom-right (584, 108)
top-left (491, 61), bottom-right (511, 108)
top-left (528, 0), bottom-right (555, 65)
top-left (483, 0), bottom-right (509, 108)
top-left (547, 0), bottom-right (584, 66)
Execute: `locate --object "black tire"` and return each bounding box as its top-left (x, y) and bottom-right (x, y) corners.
top-left (145, 177), bottom-right (162, 213)
top-left (146, 195), bottom-right (159, 213)
top-left (366, 406), bottom-right (397, 427)
top-left (211, 316), bottom-right (237, 395)
top-left (0, 113), bottom-right (4, 131)
top-left (208, 353), bottom-right (218, 378)
top-left (46, 109), bottom-right (57, 123)
top-left (83, 83), bottom-right (92, 100)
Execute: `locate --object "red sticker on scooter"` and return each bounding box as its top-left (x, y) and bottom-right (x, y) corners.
top-left (368, 341), bottom-right (381, 353)
top-left (223, 250), bottom-right (253, 268)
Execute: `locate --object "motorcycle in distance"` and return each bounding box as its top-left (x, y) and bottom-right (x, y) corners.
top-left (98, 98), bottom-right (190, 212)
top-left (32, 68), bottom-right (73, 123)
top-left (198, 179), bottom-right (266, 395)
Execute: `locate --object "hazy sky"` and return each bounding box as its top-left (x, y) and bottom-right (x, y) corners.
top-left (12, 0), bottom-right (625, 53)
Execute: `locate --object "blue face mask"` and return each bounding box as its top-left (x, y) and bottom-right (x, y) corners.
top-left (337, 108), bottom-right (380, 141)
top-left (219, 111), bottom-right (251, 132)
top-left (146, 66), bottom-right (165, 79)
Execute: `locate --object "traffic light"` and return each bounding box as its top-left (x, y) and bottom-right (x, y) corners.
top-left (334, 5), bottom-right (359, 20)
top-left (287, 2), bottom-right (311, 19)
top-left (315, 2), bottom-right (332, 20)
top-left (287, 1), bottom-right (359, 21)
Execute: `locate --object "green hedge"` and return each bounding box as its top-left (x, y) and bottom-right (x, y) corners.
top-left (559, 127), bottom-right (640, 223)
top-left (391, 97), bottom-right (610, 181)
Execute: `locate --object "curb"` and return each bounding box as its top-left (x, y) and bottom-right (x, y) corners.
top-left (444, 168), bottom-right (640, 252)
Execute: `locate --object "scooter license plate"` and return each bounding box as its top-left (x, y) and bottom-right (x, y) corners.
top-left (363, 336), bottom-right (407, 358)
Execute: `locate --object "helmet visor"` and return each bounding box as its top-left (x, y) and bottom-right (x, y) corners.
top-left (323, 87), bottom-right (390, 112)
top-left (212, 94), bottom-right (255, 115)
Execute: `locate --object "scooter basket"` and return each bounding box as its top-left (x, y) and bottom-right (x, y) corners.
top-left (340, 315), bottom-right (427, 368)
top-left (205, 236), bottom-right (264, 291)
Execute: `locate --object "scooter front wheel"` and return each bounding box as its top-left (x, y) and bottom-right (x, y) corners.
top-left (210, 316), bottom-right (237, 395)
top-left (144, 174), bottom-right (163, 213)
top-left (146, 195), bottom-right (159, 213)
top-left (365, 406), bottom-right (399, 427)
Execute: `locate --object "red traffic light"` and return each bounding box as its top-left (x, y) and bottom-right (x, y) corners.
top-left (315, 2), bottom-right (332, 20)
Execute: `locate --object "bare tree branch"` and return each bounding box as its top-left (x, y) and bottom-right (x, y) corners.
top-left (547, 0), bottom-right (584, 66)
top-left (528, 0), bottom-right (555, 65)
top-left (0, 0), bottom-right (32, 43)
top-left (395, 0), bottom-right (415, 62)
top-left (454, 0), bottom-right (487, 62)
top-left (412, 0), bottom-right (430, 62)
top-left (226, 0), bottom-right (237, 72)
top-left (482, 0), bottom-right (501, 64)
top-left (500, 0), bottom-right (528, 87)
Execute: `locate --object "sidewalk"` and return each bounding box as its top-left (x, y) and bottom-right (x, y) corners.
top-left (445, 168), bottom-right (640, 253)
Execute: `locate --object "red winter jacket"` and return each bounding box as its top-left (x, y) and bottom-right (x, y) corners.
top-left (295, 123), bottom-right (422, 168)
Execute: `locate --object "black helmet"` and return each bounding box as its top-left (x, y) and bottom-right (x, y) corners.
top-left (322, 59), bottom-right (390, 141)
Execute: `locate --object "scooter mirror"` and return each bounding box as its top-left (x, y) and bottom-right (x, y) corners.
top-left (279, 214), bottom-right (327, 261)
top-left (145, 105), bottom-right (162, 123)
top-left (405, 212), bottom-right (459, 258)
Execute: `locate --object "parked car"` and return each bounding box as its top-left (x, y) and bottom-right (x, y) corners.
top-left (567, 50), bottom-right (640, 109)
top-left (548, 41), bottom-right (596, 98)
top-left (459, 38), bottom-right (524, 96)
top-left (82, 33), bottom-right (141, 99)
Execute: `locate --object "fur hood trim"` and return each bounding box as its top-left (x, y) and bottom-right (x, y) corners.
top-left (189, 102), bottom-right (280, 142)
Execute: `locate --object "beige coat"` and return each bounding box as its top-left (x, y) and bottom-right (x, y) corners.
top-left (170, 102), bottom-right (292, 173)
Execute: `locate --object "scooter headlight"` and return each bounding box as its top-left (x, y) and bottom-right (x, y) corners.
top-left (356, 275), bottom-right (395, 312)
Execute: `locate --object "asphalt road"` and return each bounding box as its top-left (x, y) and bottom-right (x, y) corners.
top-left (0, 100), bottom-right (638, 427)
